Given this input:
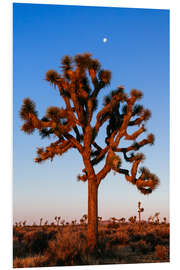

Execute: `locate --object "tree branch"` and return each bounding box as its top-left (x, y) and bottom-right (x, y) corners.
top-left (34, 139), bottom-right (73, 163)
top-left (64, 133), bottom-right (83, 153)
top-left (124, 124), bottom-right (146, 140)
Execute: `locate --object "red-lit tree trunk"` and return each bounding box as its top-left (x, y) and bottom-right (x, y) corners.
top-left (88, 177), bottom-right (98, 250)
top-left (83, 146), bottom-right (98, 250)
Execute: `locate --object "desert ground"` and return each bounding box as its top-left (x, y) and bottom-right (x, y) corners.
top-left (13, 218), bottom-right (169, 268)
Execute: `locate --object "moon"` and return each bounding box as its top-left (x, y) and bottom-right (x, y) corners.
top-left (103, 37), bottom-right (108, 43)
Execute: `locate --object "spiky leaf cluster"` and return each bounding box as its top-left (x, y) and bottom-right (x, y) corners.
top-left (137, 167), bottom-right (160, 194)
top-left (20, 98), bottom-right (37, 121)
top-left (98, 69), bottom-right (111, 85)
top-left (45, 70), bottom-right (60, 87)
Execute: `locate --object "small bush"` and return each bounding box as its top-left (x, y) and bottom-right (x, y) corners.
top-left (116, 231), bottom-right (129, 244)
top-left (107, 222), bottom-right (119, 229)
top-left (45, 231), bottom-right (89, 266)
top-left (130, 240), bottom-right (150, 254)
top-left (13, 255), bottom-right (48, 268)
top-left (155, 245), bottom-right (167, 259)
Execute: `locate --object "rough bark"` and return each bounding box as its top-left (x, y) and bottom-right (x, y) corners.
top-left (87, 177), bottom-right (98, 250)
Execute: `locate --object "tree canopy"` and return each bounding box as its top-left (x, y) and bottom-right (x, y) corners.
top-left (20, 53), bottom-right (159, 195)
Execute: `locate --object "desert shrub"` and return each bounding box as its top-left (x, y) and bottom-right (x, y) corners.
top-left (95, 236), bottom-right (118, 260)
top-left (13, 255), bottom-right (48, 268)
top-left (130, 240), bottom-right (151, 254)
top-left (116, 231), bottom-right (129, 244)
top-left (105, 230), bottom-right (111, 235)
top-left (156, 227), bottom-right (169, 239)
top-left (13, 222), bottom-right (170, 266)
top-left (107, 222), bottom-right (119, 229)
top-left (98, 229), bottom-right (106, 239)
top-left (144, 232), bottom-right (155, 243)
top-left (129, 232), bottom-right (143, 242)
top-left (45, 231), bottom-right (89, 266)
top-left (13, 229), bottom-right (57, 258)
top-left (27, 230), bottom-right (57, 254)
top-left (13, 238), bottom-right (27, 258)
top-left (127, 226), bottom-right (136, 235)
top-left (155, 245), bottom-right (167, 259)
top-left (13, 229), bottom-right (24, 242)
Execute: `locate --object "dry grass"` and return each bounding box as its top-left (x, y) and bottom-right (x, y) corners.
top-left (155, 245), bottom-right (168, 259)
top-left (13, 222), bottom-right (169, 267)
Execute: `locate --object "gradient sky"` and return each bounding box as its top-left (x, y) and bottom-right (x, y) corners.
top-left (13, 3), bottom-right (169, 225)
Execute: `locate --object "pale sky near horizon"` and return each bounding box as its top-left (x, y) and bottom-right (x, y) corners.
top-left (13, 3), bottom-right (169, 224)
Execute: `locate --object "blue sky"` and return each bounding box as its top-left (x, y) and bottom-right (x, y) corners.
top-left (13, 3), bottom-right (169, 224)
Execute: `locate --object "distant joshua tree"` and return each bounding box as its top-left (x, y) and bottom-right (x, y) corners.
top-left (128, 216), bottom-right (136, 224)
top-left (40, 218), bottom-right (43, 226)
top-left (110, 217), bottom-right (117, 224)
top-left (98, 216), bottom-right (102, 223)
top-left (57, 216), bottom-right (61, 226)
top-left (44, 220), bottom-right (48, 226)
top-left (80, 218), bottom-right (85, 226)
top-left (163, 217), bottom-right (167, 224)
top-left (137, 201), bottom-right (144, 223)
top-left (60, 219), bottom-right (65, 227)
top-left (82, 214), bottom-right (88, 225)
top-left (71, 219), bottom-right (77, 226)
top-left (148, 216), bottom-right (153, 224)
top-left (54, 216), bottom-right (57, 224)
top-left (119, 217), bottom-right (126, 224)
top-left (71, 220), bottom-right (75, 226)
top-left (154, 212), bottom-right (160, 224)
top-left (20, 53), bottom-right (159, 249)
top-left (55, 216), bottom-right (61, 225)
top-left (22, 220), bottom-right (27, 227)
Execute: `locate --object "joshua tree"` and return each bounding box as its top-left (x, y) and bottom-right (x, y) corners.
top-left (71, 219), bottom-right (77, 226)
top-left (128, 216), bottom-right (137, 224)
top-left (40, 218), bottom-right (43, 226)
top-left (57, 216), bottom-right (61, 226)
top-left (119, 217), bottom-right (126, 224)
top-left (82, 214), bottom-right (88, 225)
top-left (71, 220), bottom-right (75, 226)
top-left (163, 217), bottom-right (167, 224)
top-left (20, 53), bottom-right (159, 250)
top-left (137, 201), bottom-right (144, 223)
top-left (54, 216), bottom-right (58, 225)
top-left (22, 220), bottom-right (27, 227)
top-left (98, 216), bottom-right (102, 224)
top-left (148, 216), bottom-right (153, 224)
top-left (154, 212), bottom-right (160, 224)
top-left (110, 217), bottom-right (117, 224)
top-left (44, 220), bottom-right (48, 226)
top-left (80, 218), bottom-right (85, 226)
top-left (60, 219), bottom-right (65, 227)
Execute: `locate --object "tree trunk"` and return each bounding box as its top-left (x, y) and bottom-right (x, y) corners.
top-left (87, 177), bottom-right (98, 250)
